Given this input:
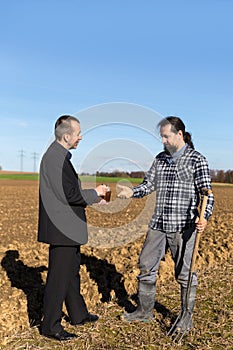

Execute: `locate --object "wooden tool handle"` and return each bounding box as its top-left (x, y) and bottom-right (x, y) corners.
top-left (189, 194), bottom-right (208, 273)
top-left (199, 195), bottom-right (208, 222)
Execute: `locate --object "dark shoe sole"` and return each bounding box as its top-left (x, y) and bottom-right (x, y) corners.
top-left (72, 315), bottom-right (99, 326)
top-left (43, 333), bottom-right (77, 341)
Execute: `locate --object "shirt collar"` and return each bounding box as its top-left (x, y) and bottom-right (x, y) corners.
top-left (164, 144), bottom-right (188, 164)
top-left (54, 140), bottom-right (72, 159)
top-left (67, 151), bottom-right (72, 160)
top-left (172, 143), bottom-right (188, 161)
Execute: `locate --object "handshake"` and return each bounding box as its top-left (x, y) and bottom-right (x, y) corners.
top-left (95, 184), bottom-right (133, 202)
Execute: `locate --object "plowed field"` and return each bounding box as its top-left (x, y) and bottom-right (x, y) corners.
top-left (0, 180), bottom-right (232, 349)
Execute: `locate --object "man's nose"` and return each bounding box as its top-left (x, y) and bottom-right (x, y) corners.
top-left (161, 137), bottom-right (166, 144)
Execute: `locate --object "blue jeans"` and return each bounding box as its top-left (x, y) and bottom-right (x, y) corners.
top-left (138, 227), bottom-right (197, 288)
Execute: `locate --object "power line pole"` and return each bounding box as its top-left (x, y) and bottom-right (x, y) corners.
top-left (19, 149), bottom-right (26, 172)
top-left (32, 152), bottom-right (39, 173)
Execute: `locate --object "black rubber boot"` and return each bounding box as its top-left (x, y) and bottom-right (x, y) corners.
top-left (175, 285), bottom-right (197, 332)
top-left (123, 282), bottom-right (156, 322)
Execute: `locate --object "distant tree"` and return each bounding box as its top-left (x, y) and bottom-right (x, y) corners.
top-left (224, 170), bottom-right (233, 184)
top-left (210, 169), bottom-right (216, 182)
top-left (80, 172), bottom-right (92, 176)
top-left (130, 171), bottom-right (145, 178)
top-left (96, 171), bottom-right (130, 178)
top-left (215, 170), bottom-right (225, 183)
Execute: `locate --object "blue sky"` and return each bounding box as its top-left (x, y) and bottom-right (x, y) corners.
top-left (0, 0), bottom-right (232, 173)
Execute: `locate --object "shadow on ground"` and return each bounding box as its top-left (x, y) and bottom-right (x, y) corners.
top-left (1, 249), bottom-right (46, 327)
top-left (1, 249), bottom-right (172, 330)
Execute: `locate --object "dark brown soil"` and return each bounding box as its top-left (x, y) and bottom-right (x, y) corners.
top-left (0, 181), bottom-right (232, 349)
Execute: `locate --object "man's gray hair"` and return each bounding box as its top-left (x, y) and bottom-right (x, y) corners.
top-left (54, 115), bottom-right (80, 140)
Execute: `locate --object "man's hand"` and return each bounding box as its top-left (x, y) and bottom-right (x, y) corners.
top-left (195, 217), bottom-right (207, 233)
top-left (95, 184), bottom-right (107, 197)
top-left (98, 198), bottom-right (107, 205)
top-left (117, 185), bottom-right (133, 199)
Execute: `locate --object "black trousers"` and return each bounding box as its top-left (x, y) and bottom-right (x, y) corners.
top-left (41, 245), bottom-right (88, 335)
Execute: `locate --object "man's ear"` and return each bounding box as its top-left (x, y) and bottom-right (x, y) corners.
top-left (63, 134), bottom-right (69, 143)
top-left (178, 130), bottom-right (183, 138)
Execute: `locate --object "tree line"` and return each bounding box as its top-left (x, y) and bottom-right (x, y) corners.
top-left (95, 171), bottom-right (145, 178)
top-left (210, 169), bottom-right (233, 184)
top-left (91, 169), bottom-right (233, 184)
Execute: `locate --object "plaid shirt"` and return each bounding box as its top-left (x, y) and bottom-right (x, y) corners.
top-left (133, 145), bottom-right (214, 233)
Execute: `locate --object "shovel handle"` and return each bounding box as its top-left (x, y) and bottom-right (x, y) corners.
top-left (189, 194), bottom-right (209, 273)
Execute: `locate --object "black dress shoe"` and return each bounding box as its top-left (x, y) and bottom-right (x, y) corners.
top-left (72, 313), bottom-right (99, 326)
top-left (43, 330), bottom-right (77, 341)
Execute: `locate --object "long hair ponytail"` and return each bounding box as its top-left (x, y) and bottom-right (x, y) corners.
top-left (184, 131), bottom-right (194, 149)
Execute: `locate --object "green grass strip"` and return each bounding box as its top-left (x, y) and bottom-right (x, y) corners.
top-left (0, 173), bottom-right (39, 181)
top-left (0, 173), bottom-right (143, 184)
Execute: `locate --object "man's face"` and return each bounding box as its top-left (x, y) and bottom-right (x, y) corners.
top-left (66, 121), bottom-right (82, 150)
top-left (160, 124), bottom-right (182, 154)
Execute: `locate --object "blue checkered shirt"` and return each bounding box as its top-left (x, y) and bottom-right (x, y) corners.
top-left (133, 146), bottom-right (214, 233)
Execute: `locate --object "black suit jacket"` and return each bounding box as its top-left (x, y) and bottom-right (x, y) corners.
top-left (38, 141), bottom-right (99, 245)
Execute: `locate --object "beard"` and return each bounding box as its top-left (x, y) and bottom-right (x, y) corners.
top-left (164, 144), bottom-right (177, 155)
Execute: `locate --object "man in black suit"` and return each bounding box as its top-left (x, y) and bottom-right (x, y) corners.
top-left (38, 115), bottom-right (107, 341)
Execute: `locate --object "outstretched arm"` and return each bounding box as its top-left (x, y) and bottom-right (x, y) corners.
top-left (117, 159), bottom-right (157, 199)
